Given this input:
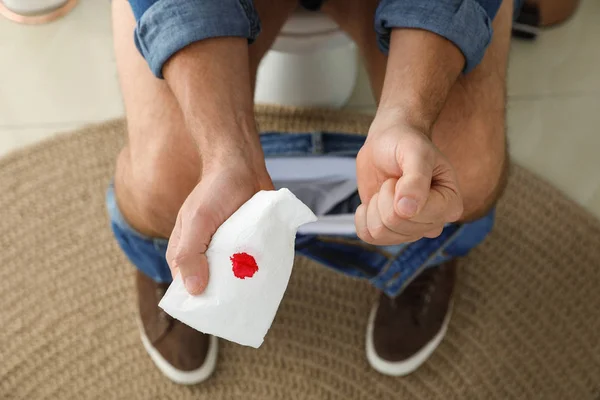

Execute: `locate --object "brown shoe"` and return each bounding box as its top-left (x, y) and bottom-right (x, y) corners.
top-left (136, 271), bottom-right (218, 384)
top-left (366, 261), bottom-right (457, 376)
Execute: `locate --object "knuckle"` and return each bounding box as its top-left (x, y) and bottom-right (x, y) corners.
top-left (382, 210), bottom-right (399, 228)
top-left (188, 206), bottom-right (209, 223)
top-left (368, 224), bottom-right (387, 240)
top-left (444, 200), bottom-right (464, 222)
top-left (356, 146), bottom-right (368, 162)
top-left (408, 135), bottom-right (436, 160)
top-left (411, 171), bottom-right (433, 186)
top-left (165, 246), bottom-right (175, 264)
top-left (425, 227), bottom-right (444, 238)
top-left (165, 239), bottom-right (177, 262)
top-left (356, 226), bottom-right (372, 245)
top-left (419, 142), bottom-right (436, 161)
top-left (357, 228), bottom-right (374, 244)
top-left (452, 203), bottom-right (465, 221)
top-left (169, 246), bottom-right (192, 269)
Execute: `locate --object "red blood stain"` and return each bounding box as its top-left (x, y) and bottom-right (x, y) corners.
top-left (230, 252), bottom-right (259, 279)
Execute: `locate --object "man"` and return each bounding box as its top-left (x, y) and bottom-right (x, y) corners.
top-left (106, 0), bottom-right (518, 385)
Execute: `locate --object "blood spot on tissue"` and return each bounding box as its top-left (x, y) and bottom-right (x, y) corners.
top-left (231, 252), bottom-right (259, 279)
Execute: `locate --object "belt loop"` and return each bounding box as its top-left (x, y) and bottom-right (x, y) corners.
top-left (311, 131), bottom-right (324, 155)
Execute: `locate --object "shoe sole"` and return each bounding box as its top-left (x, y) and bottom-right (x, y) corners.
top-left (365, 301), bottom-right (453, 377)
top-left (138, 321), bottom-right (218, 385)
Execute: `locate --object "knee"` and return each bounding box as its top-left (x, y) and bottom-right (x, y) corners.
top-left (455, 127), bottom-right (508, 222)
top-left (114, 141), bottom-right (199, 238)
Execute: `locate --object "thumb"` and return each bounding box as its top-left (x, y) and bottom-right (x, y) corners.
top-left (166, 208), bottom-right (211, 295)
top-left (394, 142), bottom-right (434, 218)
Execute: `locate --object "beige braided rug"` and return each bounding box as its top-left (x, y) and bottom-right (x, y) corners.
top-left (0, 106), bottom-right (599, 400)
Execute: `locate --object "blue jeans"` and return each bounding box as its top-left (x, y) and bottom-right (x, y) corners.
top-left (128, 0), bottom-right (523, 79)
top-left (107, 131), bottom-right (495, 297)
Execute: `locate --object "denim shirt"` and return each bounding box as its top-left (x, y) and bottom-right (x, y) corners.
top-left (127, 0), bottom-right (509, 78)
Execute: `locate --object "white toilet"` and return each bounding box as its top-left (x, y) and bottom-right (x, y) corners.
top-left (0, 0), bottom-right (77, 24)
top-left (254, 8), bottom-right (357, 108)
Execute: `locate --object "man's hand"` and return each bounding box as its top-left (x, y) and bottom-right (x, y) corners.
top-left (355, 120), bottom-right (463, 245)
top-left (354, 27), bottom-right (466, 246)
top-left (161, 37), bottom-right (268, 295)
top-left (166, 151), bottom-right (273, 295)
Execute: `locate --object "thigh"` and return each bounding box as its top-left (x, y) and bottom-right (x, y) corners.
top-left (112, 0), bottom-right (198, 237)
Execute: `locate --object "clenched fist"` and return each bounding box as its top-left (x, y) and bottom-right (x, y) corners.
top-left (355, 120), bottom-right (464, 245)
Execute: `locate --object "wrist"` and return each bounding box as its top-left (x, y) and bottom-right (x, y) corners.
top-left (377, 28), bottom-right (463, 133)
top-left (189, 108), bottom-right (257, 146)
top-left (202, 143), bottom-right (274, 191)
top-left (198, 125), bottom-right (266, 170)
top-left (371, 107), bottom-right (434, 139)
top-left (201, 135), bottom-right (263, 166)
top-left (374, 104), bottom-right (434, 136)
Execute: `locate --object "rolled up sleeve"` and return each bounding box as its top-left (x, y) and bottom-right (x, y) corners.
top-left (374, 0), bottom-right (502, 73)
top-left (129, 0), bottom-right (261, 78)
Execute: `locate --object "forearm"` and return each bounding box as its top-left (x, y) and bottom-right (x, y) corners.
top-left (374, 0), bottom-right (502, 75)
top-left (163, 37), bottom-right (260, 163)
top-left (376, 29), bottom-right (464, 135)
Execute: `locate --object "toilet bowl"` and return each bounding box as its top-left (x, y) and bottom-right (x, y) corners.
top-left (0, 0), bottom-right (77, 24)
top-left (254, 9), bottom-right (357, 108)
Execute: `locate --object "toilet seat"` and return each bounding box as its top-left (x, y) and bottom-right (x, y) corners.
top-left (281, 8), bottom-right (339, 34)
top-left (255, 9), bottom-right (357, 108)
top-left (271, 9), bottom-right (352, 53)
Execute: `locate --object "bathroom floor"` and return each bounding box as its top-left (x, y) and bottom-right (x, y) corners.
top-left (1, 1), bottom-right (600, 216)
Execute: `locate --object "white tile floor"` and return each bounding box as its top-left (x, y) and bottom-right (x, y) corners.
top-left (1, 0), bottom-right (599, 216)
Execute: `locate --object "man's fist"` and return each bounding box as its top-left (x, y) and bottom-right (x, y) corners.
top-left (355, 122), bottom-right (463, 245)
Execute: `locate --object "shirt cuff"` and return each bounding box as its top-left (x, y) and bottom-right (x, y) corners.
top-left (375, 0), bottom-right (494, 73)
top-left (133, 0), bottom-right (261, 78)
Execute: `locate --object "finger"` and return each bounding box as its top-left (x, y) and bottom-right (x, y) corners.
top-left (167, 208), bottom-right (211, 295)
top-left (166, 213), bottom-right (182, 277)
top-left (378, 178), bottom-right (434, 236)
top-left (411, 170), bottom-right (464, 225)
top-left (364, 193), bottom-right (421, 245)
top-left (355, 203), bottom-right (375, 244)
top-left (394, 139), bottom-right (435, 218)
top-left (422, 225), bottom-right (444, 239)
top-left (366, 192), bottom-right (386, 238)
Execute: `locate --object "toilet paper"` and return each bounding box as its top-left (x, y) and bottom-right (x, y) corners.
top-left (159, 189), bottom-right (317, 348)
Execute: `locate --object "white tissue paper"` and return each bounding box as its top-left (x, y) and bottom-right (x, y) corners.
top-left (159, 188), bottom-right (317, 348)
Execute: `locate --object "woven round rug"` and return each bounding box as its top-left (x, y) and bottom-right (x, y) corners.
top-left (0, 106), bottom-right (599, 400)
